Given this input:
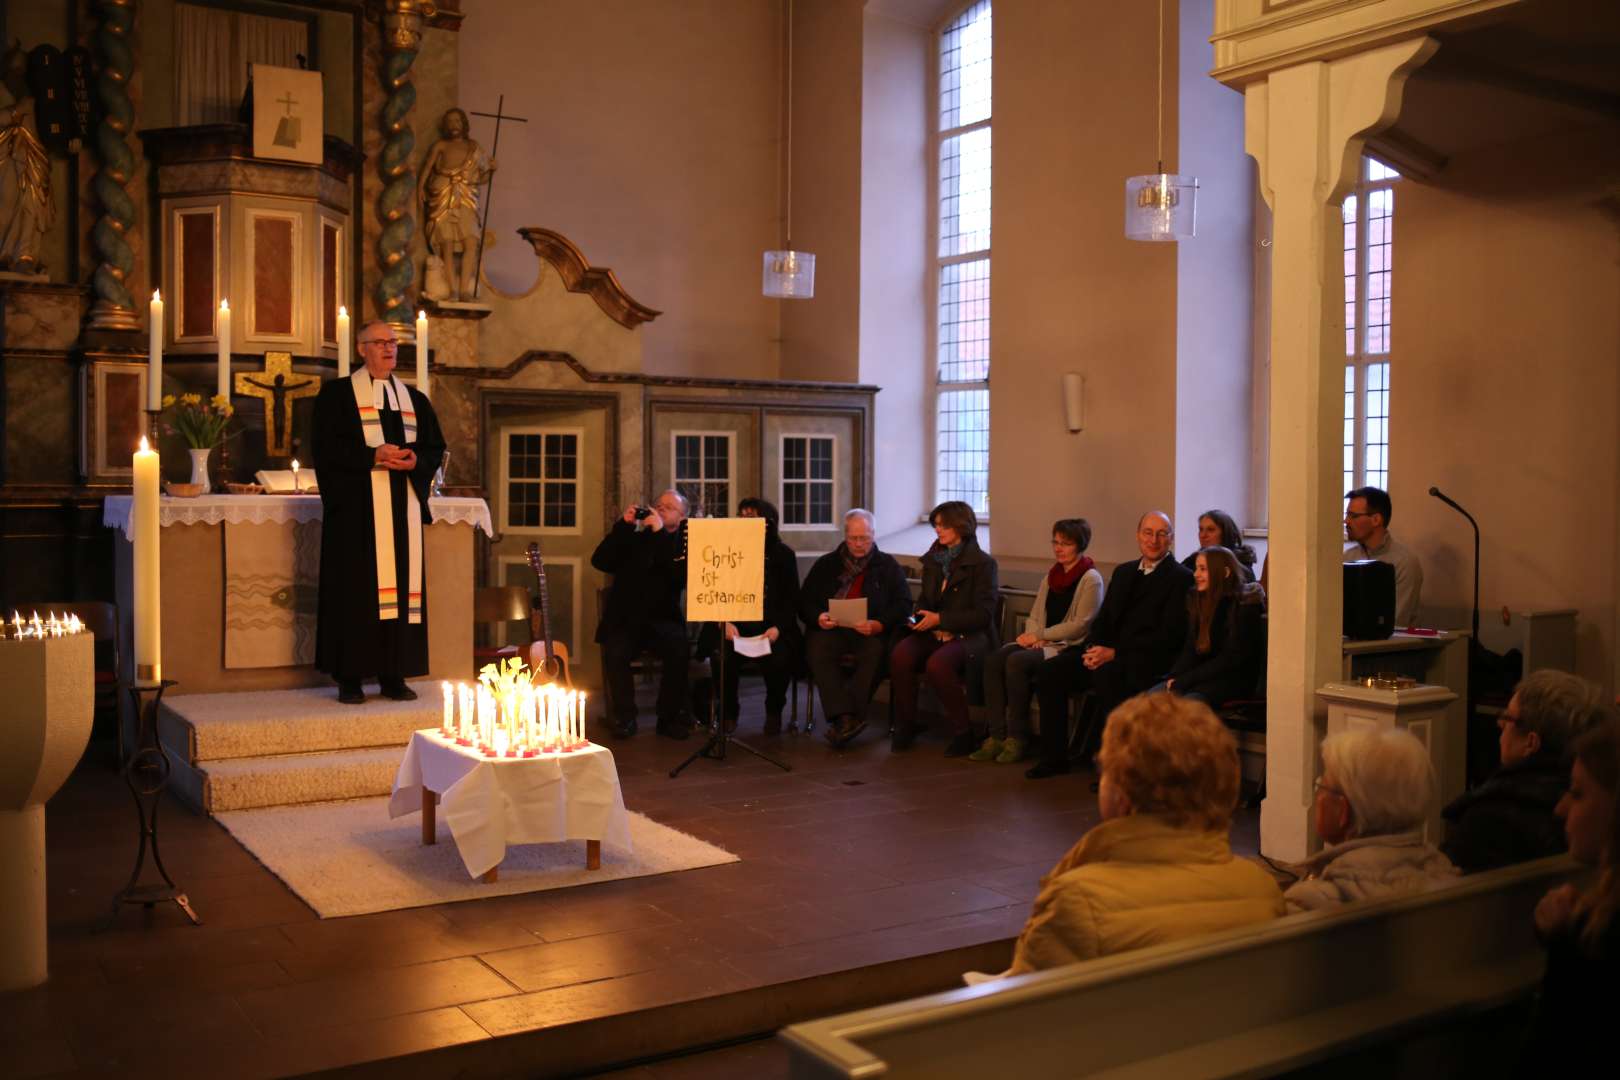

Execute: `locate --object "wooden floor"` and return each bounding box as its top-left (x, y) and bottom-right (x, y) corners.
top-left (11, 687), bottom-right (1259, 1079)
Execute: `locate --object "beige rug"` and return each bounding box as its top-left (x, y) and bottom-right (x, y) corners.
top-left (216, 796), bottom-right (739, 918)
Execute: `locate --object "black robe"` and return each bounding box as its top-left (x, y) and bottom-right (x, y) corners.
top-left (312, 376), bottom-right (447, 682)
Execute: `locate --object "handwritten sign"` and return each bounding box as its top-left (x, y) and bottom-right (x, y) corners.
top-left (685, 517), bottom-right (765, 622)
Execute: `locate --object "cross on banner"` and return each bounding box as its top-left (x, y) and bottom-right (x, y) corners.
top-left (468, 94), bottom-right (529, 300)
top-left (277, 91), bottom-right (298, 113)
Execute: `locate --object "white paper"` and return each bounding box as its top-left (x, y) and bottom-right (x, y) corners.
top-left (732, 633), bottom-right (773, 658)
top-left (1042, 645), bottom-right (1061, 660)
top-left (828, 598), bottom-right (867, 627)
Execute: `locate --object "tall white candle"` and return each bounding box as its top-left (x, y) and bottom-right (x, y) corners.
top-left (441, 681), bottom-right (454, 735)
top-left (337, 306), bottom-right (351, 379)
top-left (133, 437), bottom-right (162, 686)
top-left (148, 291), bottom-right (163, 411)
top-left (415, 310), bottom-right (429, 396)
top-left (217, 299), bottom-right (231, 401)
top-left (458, 683), bottom-right (473, 741)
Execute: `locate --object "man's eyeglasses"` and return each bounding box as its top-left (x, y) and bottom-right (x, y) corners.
top-left (359, 339), bottom-right (399, 351)
top-left (1344, 511), bottom-right (1374, 520)
top-left (1139, 530), bottom-right (1171, 542)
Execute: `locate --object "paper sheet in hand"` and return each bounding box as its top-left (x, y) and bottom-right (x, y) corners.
top-left (828, 598), bottom-right (867, 627)
top-left (733, 634), bottom-right (773, 658)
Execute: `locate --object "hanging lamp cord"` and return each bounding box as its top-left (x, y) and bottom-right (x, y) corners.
top-left (1155, 0), bottom-right (1165, 175)
top-left (784, 0), bottom-right (794, 250)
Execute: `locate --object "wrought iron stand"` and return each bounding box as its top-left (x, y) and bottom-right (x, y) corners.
top-left (669, 630), bottom-right (791, 778)
top-left (104, 679), bottom-right (201, 928)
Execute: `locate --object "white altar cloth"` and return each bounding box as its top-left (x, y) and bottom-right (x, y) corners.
top-left (388, 731), bottom-right (632, 878)
top-left (103, 494), bottom-right (494, 538)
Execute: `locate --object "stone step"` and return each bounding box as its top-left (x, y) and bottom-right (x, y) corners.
top-left (167, 744), bottom-right (409, 814)
top-left (158, 681), bottom-right (440, 763)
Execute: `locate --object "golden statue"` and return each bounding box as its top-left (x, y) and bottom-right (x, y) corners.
top-left (418, 107), bottom-right (495, 301)
top-left (0, 46), bottom-right (53, 276)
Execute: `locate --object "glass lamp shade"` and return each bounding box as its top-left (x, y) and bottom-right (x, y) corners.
top-left (1124, 173), bottom-right (1199, 241)
top-left (762, 249), bottom-right (816, 299)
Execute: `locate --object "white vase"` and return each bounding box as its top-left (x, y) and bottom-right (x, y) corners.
top-left (188, 447), bottom-right (213, 493)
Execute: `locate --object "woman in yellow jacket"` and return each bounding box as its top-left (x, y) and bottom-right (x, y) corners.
top-left (1005, 693), bottom-right (1284, 974)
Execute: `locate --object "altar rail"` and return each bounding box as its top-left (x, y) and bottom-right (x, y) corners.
top-left (779, 857), bottom-right (1575, 1079)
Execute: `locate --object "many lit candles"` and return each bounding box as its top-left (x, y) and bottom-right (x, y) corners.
top-left (435, 668), bottom-right (589, 758)
top-left (133, 435), bottom-right (162, 686)
top-left (2, 610), bottom-right (86, 640)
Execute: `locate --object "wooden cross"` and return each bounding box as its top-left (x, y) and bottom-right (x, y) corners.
top-left (236, 352), bottom-right (321, 458)
top-left (469, 94), bottom-right (529, 299)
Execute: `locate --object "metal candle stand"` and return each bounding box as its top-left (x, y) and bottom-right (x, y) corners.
top-left (105, 679), bottom-right (200, 928)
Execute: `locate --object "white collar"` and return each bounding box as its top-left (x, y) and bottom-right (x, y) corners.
top-left (371, 374), bottom-right (400, 411)
top-left (1138, 555), bottom-right (1166, 574)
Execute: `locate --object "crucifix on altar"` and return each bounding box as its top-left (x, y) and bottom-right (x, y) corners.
top-left (236, 352), bottom-right (321, 459)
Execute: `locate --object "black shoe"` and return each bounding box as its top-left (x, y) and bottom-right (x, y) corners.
top-left (890, 726), bottom-right (917, 752)
top-left (1025, 761), bottom-right (1071, 780)
top-left (656, 720), bottom-right (692, 740)
top-left (612, 718), bottom-right (639, 739)
top-left (380, 680), bottom-right (418, 701)
top-left (828, 714), bottom-right (866, 748)
top-left (337, 683), bottom-right (366, 705)
top-left (943, 732), bottom-right (978, 758)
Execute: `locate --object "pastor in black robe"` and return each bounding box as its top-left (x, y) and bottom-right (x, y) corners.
top-left (312, 376), bottom-right (447, 686)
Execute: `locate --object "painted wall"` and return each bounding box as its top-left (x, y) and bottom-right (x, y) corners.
top-left (458, 0), bottom-right (783, 380)
top-left (779, 0), bottom-right (864, 384)
top-left (990, 0), bottom-right (1181, 566)
top-left (1174, 0), bottom-right (1255, 548)
top-left (1395, 126), bottom-right (1620, 694)
top-left (858, 7), bottom-right (930, 533)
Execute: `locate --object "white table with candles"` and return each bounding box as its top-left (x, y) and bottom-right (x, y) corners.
top-left (388, 679), bottom-right (631, 881)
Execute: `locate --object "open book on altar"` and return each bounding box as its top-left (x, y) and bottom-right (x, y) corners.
top-left (255, 469), bottom-right (319, 494)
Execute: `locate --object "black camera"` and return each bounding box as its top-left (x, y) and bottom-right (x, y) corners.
top-left (634, 506), bottom-right (657, 522)
top-left (907, 613), bottom-right (923, 626)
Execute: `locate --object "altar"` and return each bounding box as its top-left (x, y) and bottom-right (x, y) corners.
top-left (104, 494), bottom-right (492, 696)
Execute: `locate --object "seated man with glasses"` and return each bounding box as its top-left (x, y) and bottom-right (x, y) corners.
top-left (1343, 485), bottom-right (1423, 626)
top-left (313, 321), bottom-right (447, 704)
top-left (1026, 511), bottom-right (1193, 779)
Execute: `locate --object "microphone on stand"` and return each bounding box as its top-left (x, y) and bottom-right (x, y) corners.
top-left (1429, 486), bottom-right (1480, 650)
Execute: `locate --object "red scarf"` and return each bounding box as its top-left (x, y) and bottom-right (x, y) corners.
top-left (1049, 556), bottom-right (1094, 592)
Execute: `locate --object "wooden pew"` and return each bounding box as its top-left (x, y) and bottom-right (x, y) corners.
top-left (779, 857), bottom-right (1575, 1079)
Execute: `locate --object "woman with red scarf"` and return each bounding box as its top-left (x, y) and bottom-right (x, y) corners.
top-left (970, 519), bottom-right (1104, 764)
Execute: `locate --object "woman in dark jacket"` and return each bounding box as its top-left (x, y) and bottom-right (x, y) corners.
top-left (1161, 546), bottom-right (1263, 705)
top-left (890, 500), bottom-right (999, 756)
top-left (703, 497), bottom-right (801, 734)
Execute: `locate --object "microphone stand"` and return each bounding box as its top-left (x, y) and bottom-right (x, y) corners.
top-left (1428, 486), bottom-right (1480, 646)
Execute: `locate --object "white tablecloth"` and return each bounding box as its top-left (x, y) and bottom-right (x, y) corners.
top-left (388, 730), bottom-right (632, 878)
top-left (102, 494), bottom-right (494, 538)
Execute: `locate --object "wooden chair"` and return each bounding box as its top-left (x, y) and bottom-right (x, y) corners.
top-left (472, 585), bottom-right (532, 673)
top-left (39, 601), bottom-right (122, 763)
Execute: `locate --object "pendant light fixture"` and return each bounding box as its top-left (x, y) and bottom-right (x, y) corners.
top-left (763, 0), bottom-right (815, 298)
top-left (1124, 0), bottom-right (1198, 242)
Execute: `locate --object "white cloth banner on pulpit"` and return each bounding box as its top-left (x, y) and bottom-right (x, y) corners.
top-left (251, 63), bottom-right (323, 164)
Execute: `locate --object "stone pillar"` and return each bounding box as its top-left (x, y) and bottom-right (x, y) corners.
top-left (1244, 38), bottom-right (1437, 862)
top-left (375, 0), bottom-right (428, 330)
top-left (85, 0), bottom-right (140, 332)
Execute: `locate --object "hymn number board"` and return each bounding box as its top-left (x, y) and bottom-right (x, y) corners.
top-left (685, 517), bottom-right (765, 623)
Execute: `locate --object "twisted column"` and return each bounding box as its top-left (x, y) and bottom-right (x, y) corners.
top-left (376, 1), bottom-right (429, 327)
top-left (86, 0), bottom-right (140, 331)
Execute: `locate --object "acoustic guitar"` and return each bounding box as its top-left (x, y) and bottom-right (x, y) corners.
top-left (525, 542), bottom-right (572, 686)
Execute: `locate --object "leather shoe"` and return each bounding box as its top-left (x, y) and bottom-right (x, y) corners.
top-left (380, 681), bottom-right (417, 701)
top-left (337, 684), bottom-right (366, 705)
top-left (612, 718), bottom-right (639, 739)
top-left (1025, 761), bottom-right (1071, 780)
top-left (656, 720), bottom-right (692, 740)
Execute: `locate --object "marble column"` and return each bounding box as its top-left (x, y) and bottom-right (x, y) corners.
top-left (85, 0), bottom-right (140, 332)
top-left (375, 0), bottom-right (427, 330)
top-left (1245, 37), bottom-right (1437, 862)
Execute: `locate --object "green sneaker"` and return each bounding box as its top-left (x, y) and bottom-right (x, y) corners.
top-left (967, 736), bottom-right (1002, 762)
top-left (995, 737), bottom-right (1026, 764)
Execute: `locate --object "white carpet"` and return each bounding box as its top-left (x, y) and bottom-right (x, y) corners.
top-left (216, 796), bottom-right (739, 919)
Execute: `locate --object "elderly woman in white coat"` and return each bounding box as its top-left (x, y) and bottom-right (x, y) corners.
top-left (1285, 727), bottom-right (1460, 912)
top-left (970, 518), bottom-right (1104, 765)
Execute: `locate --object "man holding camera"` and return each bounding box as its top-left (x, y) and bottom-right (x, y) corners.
top-left (591, 490), bottom-right (693, 739)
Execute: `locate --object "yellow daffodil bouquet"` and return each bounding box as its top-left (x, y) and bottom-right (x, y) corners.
top-left (161, 393), bottom-right (236, 448)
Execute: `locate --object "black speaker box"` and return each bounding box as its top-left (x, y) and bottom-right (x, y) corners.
top-left (1344, 559), bottom-right (1396, 640)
